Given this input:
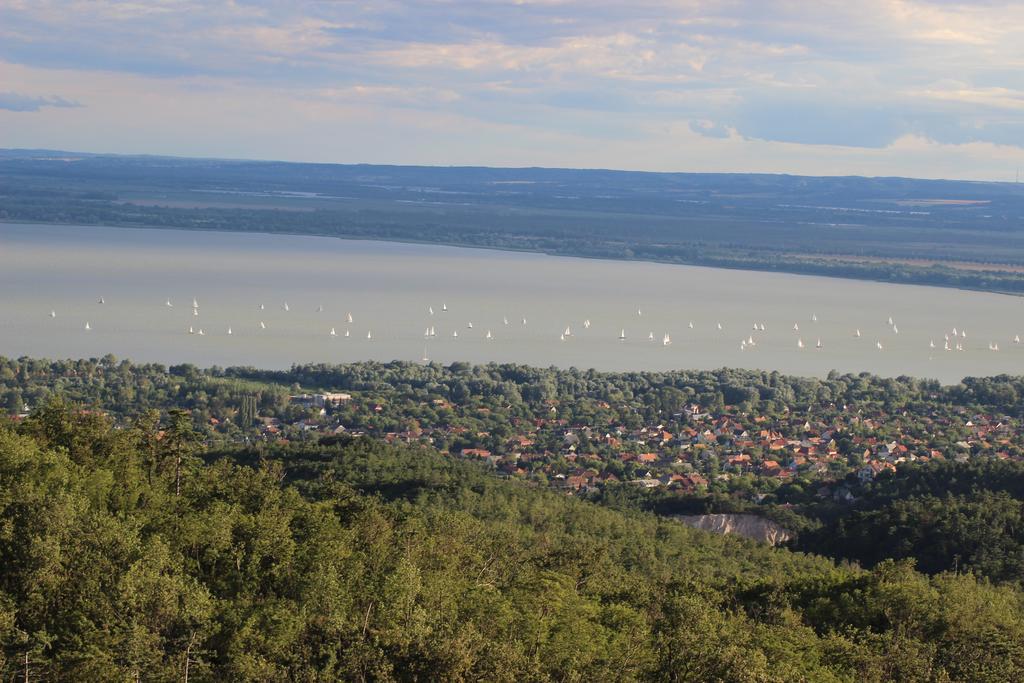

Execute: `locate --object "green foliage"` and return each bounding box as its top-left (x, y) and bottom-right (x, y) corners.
top-left (1, 409), bottom-right (1023, 680)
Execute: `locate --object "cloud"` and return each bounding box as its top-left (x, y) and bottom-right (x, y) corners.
top-left (0, 92), bottom-right (80, 112)
top-left (0, 1), bottom-right (1022, 175)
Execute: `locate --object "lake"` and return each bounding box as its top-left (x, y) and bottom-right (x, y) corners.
top-left (2, 222), bottom-right (1022, 384)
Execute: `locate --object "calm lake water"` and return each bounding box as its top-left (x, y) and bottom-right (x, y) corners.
top-left (2, 222), bottom-right (1023, 384)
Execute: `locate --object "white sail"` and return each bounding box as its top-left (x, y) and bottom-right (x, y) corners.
top-left (188, 326), bottom-right (194, 334)
top-left (84, 322), bottom-right (91, 330)
top-left (648, 331), bottom-right (655, 341)
top-left (877, 341), bottom-right (884, 350)
top-left (522, 317), bottom-right (527, 326)
top-left (429, 306), bottom-right (434, 315)
top-left (893, 325), bottom-right (898, 335)
top-left (49, 310), bottom-right (56, 318)
top-left (166, 299), bottom-right (173, 308)
top-left (259, 321), bottom-right (266, 329)
top-left (330, 327), bottom-right (337, 336)
top-left (283, 302), bottom-right (289, 312)
top-left (504, 317), bottom-right (510, 326)
top-left (759, 323), bottom-right (766, 331)
top-left (716, 322), bottom-right (722, 330)
top-left (816, 338), bottom-right (822, 349)
top-left (317, 304), bottom-right (323, 312)
top-left (197, 329), bottom-right (205, 336)
top-left (344, 329), bottom-right (350, 337)
top-left (662, 333), bottom-right (671, 346)
top-left (1016, 335), bottom-right (1021, 344)
top-left (560, 333), bottom-right (565, 341)
top-left (812, 313), bottom-right (817, 322)
top-left (855, 329), bottom-right (861, 337)
top-left (452, 330), bottom-right (458, 338)
top-left (430, 326), bottom-right (436, 337)
top-left (259, 303), bottom-right (265, 310)
top-left (367, 331), bottom-right (373, 340)
top-left (747, 335), bottom-right (755, 345)
top-left (929, 340), bottom-right (935, 348)
top-left (793, 323), bottom-right (799, 331)
top-left (442, 303), bottom-right (448, 312)
top-left (467, 322), bottom-right (473, 329)
top-left (192, 297), bottom-right (199, 308)
top-left (564, 326), bottom-right (572, 337)
top-left (485, 330), bottom-right (493, 340)
top-left (346, 312), bottom-right (353, 323)
top-left (888, 316), bottom-right (894, 326)
top-left (584, 319), bottom-right (591, 329)
top-left (98, 297), bottom-right (104, 304)
top-left (688, 321), bottom-right (694, 329)
top-left (619, 329), bottom-right (626, 340)
top-left (193, 308), bottom-right (199, 317)
top-left (227, 327), bottom-right (232, 335)
top-left (797, 338), bottom-right (804, 348)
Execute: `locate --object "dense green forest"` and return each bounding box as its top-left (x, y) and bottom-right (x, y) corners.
top-left (4, 150), bottom-right (1024, 293)
top-left (3, 401), bottom-right (1024, 681)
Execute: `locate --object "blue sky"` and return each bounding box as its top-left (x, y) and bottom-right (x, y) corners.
top-left (1, 0), bottom-right (1022, 179)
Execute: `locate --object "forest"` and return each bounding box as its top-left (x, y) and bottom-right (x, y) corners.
top-left (2, 401), bottom-right (1024, 681)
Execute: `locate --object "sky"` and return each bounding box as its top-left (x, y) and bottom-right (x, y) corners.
top-left (1, 0), bottom-right (1023, 180)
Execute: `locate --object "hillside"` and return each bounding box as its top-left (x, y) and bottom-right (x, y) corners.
top-left (2, 403), bottom-right (1024, 681)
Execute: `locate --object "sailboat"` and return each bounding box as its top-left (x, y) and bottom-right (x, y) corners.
top-left (442, 303), bottom-right (448, 312)
top-left (752, 323), bottom-right (759, 331)
top-left (747, 335), bottom-right (755, 346)
top-left (192, 298), bottom-right (199, 309)
top-left (877, 341), bottom-right (884, 350)
top-left (740, 340), bottom-right (747, 350)
top-left (452, 330), bottom-right (458, 338)
top-left (259, 303), bottom-right (265, 311)
top-left (893, 325), bottom-right (899, 335)
top-left (98, 297), bottom-right (105, 305)
top-left (662, 333), bottom-right (671, 346)
top-left (816, 338), bottom-right (823, 349)
top-left (793, 323), bottom-right (799, 331)
top-left (929, 340), bottom-right (935, 349)
top-left (688, 321), bottom-right (694, 329)
top-left (619, 329), bottom-right (626, 341)
top-left (259, 321), bottom-right (266, 329)
top-left (485, 330), bottom-right (493, 340)
top-left (560, 333), bottom-right (565, 342)
top-left (49, 310), bottom-right (56, 318)
top-left (283, 302), bottom-right (289, 312)
top-left (346, 312), bottom-right (353, 323)
top-left (716, 322), bottom-right (722, 331)
top-left (564, 325), bottom-right (572, 337)
top-left (84, 322), bottom-right (91, 330)
top-left (797, 338), bottom-right (804, 348)
top-left (637, 308), bottom-right (642, 317)
top-left (197, 329), bottom-right (205, 336)
top-left (424, 327), bottom-right (431, 338)
top-left (888, 316), bottom-right (894, 326)
top-left (429, 306), bottom-right (434, 316)
top-left (429, 326), bottom-right (436, 337)
top-left (193, 308), bottom-right (199, 317)
top-left (421, 346), bottom-right (430, 363)
top-left (812, 313), bottom-right (818, 322)
top-left (367, 331), bottom-right (373, 340)
top-left (648, 331), bottom-right (655, 341)
top-left (759, 323), bottom-right (766, 331)
top-left (944, 341), bottom-right (951, 351)
top-left (227, 327), bottom-right (232, 335)
top-left (317, 305), bottom-right (323, 313)
top-left (344, 329), bottom-right (350, 338)
top-left (165, 299), bottom-right (173, 308)
top-left (584, 319), bottom-right (591, 329)
top-left (522, 317), bottom-right (527, 326)
top-left (961, 330), bottom-right (967, 338)
top-left (330, 327), bottom-right (337, 336)
top-left (855, 329), bottom-right (861, 337)
top-left (467, 322), bottom-right (473, 329)
top-left (188, 326), bottom-right (194, 335)
top-left (1015, 335), bottom-right (1021, 344)
top-left (504, 316), bottom-right (510, 326)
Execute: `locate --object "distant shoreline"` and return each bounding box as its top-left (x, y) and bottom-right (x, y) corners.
top-left (5, 217), bottom-right (1023, 300)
